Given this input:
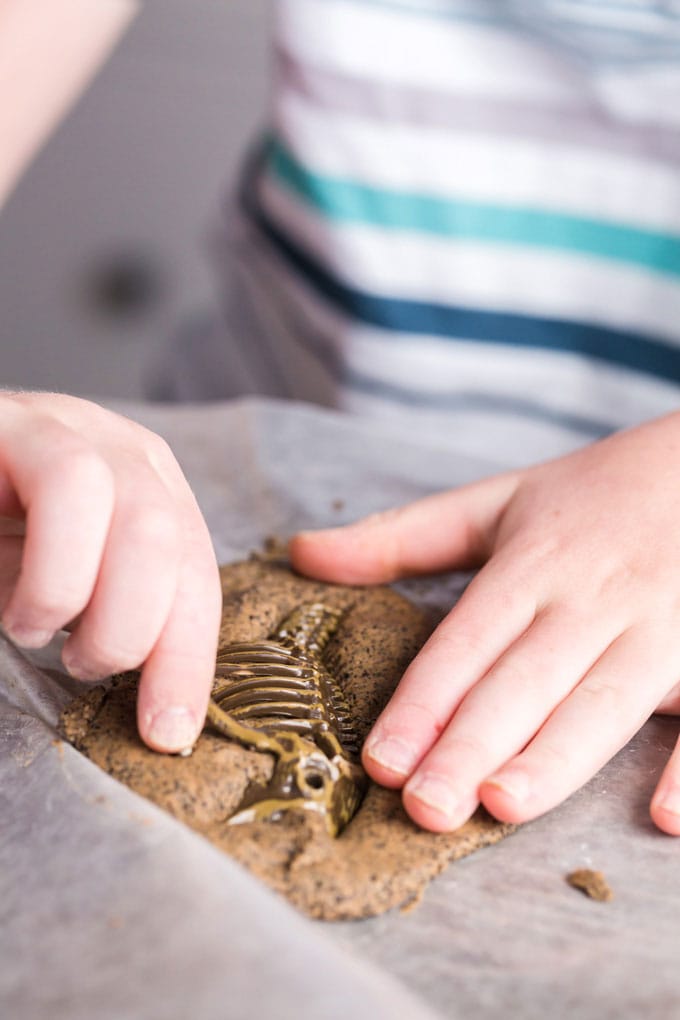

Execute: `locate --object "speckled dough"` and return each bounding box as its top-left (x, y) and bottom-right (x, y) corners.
top-left (60, 558), bottom-right (515, 920)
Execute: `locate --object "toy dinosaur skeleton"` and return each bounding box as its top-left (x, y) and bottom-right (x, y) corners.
top-left (206, 602), bottom-right (366, 836)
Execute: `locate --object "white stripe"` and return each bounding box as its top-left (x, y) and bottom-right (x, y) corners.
top-left (276, 0), bottom-right (588, 104)
top-left (275, 90), bottom-right (680, 233)
top-left (260, 173), bottom-right (680, 346)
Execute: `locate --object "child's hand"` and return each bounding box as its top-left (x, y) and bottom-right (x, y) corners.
top-left (290, 413), bottom-right (680, 836)
top-left (0, 392), bottom-right (221, 753)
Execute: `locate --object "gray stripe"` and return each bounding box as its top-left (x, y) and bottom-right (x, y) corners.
top-left (275, 46), bottom-right (680, 166)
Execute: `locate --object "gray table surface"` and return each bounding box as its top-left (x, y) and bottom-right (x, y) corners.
top-left (2, 397), bottom-right (678, 1020)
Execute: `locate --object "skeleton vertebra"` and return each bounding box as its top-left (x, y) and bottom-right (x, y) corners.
top-left (206, 602), bottom-right (366, 836)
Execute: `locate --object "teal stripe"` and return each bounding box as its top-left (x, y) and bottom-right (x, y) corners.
top-left (268, 138), bottom-right (680, 278)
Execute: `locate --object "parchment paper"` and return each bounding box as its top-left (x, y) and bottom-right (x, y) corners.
top-left (2, 397), bottom-right (679, 1019)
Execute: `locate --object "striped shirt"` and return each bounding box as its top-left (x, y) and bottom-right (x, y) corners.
top-left (162, 0), bottom-right (680, 464)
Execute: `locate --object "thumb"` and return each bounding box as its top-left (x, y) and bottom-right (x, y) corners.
top-left (289, 471), bottom-right (520, 585)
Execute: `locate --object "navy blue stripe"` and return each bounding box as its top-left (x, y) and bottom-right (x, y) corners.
top-left (241, 169), bottom-right (680, 387)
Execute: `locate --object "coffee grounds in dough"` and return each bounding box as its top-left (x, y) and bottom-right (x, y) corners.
top-left (60, 558), bottom-right (515, 920)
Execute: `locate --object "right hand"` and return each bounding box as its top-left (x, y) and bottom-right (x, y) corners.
top-left (0, 391), bottom-right (222, 753)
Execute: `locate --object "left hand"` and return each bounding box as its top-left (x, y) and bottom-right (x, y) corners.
top-left (290, 413), bottom-right (680, 835)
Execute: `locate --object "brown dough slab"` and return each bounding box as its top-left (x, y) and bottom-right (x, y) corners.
top-left (60, 558), bottom-right (515, 920)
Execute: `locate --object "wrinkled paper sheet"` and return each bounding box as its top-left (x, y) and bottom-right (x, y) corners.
top-left (2, 397), bottom-right (679, 1020)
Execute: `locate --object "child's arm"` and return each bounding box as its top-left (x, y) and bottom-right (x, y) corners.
top-left (0, 392), bottom-right (221, 752)
top-left (0, 0), bottom-right (135, 207)
top-left (290, 412), bottom-right (680, 836)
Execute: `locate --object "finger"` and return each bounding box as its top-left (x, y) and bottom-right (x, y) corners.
top-left (362, 553), bottom-right (538, 787)
top-left (479, 625), bottom-right (670, 824)
top-left (289, 472), bottom-right (519, 585)
top-left (655, 682), bottom-right (680, 715)
top-left (61, 476), bottom-right (182, 679)
top-left (0, 484), bottom-right (23, 517)
top-left (400, 604), bottom-right (615, 831)
top-left (0, 419), bottom-right (115, 647)
top-left (136, 511), bottom-right (222, 753)
top-left (650, 730), bottom-right (680, 835)
top-left (0, 535), bottom-right (24, 617)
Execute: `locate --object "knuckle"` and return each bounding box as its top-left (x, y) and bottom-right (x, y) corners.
top-left (533, 740), bottom-right (572, 775)
top-left (57, 443), bottom-right (113, 493)
top-left (489, 660), bottom-right (546, 704)
top-left (124, 505), bottom-right (181, 555)
top-left (20, 586), bottom-right (87, 628)
top-left (422, 614), bottom-right (466, 657)
top-left (392, 697), bottom-right (447, 742)
top-left (444, 731), bottom-right (491, 765)
top-left (76, 632), bottom-right (147, 675)
top-left (579, 676), bottom-right (622, 712)
top-left (143, 431), bottom-right (180, 476)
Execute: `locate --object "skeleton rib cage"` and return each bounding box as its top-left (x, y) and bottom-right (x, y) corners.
top-left (211, 602), bottom-right (359, 759)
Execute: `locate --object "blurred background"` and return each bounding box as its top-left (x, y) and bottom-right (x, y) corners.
top-left (0, 0), bottom-right (269, 399)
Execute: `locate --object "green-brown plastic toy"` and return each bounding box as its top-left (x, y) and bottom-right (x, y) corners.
top-left (206, 602), bottom-right (367, 836)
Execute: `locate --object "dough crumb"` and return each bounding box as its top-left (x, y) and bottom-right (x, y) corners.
top-left (566, 868), bottom-right (614, 902)
top-left (251, 535), bottom-right (289, 561)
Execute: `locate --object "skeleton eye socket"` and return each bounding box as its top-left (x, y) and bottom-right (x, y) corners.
top-left (303, 770), bottom-right (326, 791)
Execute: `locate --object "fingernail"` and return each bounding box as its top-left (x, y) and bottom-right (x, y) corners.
top-left (656, 785), bottom-right (680, 818)
top-left (364, 735), bottom-right (417, 776)
top-left (485, 767), bottom-right (530, 802)
top-left (2, 623), bottom-right (54, 649)
top-left (406, 772), bottom-right (460, 821)
top-left (61, 651), bottom-right (101, 682)
top-left (147, 707), bottom-right (198, 753)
